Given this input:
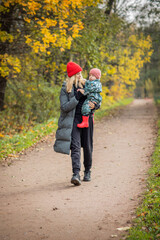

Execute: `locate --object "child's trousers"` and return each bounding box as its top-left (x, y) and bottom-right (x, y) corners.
top-left (81, 99), bottom-right (92, 116)
top-left (82, 98), bottom-right (100, 116)
top-left (70, 115), bottom-right (93, 174)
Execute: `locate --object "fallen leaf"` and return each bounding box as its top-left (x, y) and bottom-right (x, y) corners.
top-left (8, 154), bottom-right (19, 158)
top-left (36, 208), bottom-right (41, 211)
top-left (117, 226), bottom-right (130, 231)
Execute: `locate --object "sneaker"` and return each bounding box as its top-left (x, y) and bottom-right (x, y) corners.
top-left (83, 171), bottom-right (91, 181)
top-left (71, 173), bottom-right (81, 186)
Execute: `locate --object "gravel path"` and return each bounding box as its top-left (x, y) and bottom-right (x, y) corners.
top-left (0, 99), bottom-right (157, 240)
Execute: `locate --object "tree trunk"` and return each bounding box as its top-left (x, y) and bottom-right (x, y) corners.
top-left (105, 0), bottom-right (115, 16)
top-left (0, 76), bottom-right (7, 110)
top-left (0, 4), bottom-right (14, 110)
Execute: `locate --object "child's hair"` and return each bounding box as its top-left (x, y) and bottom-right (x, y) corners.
top-left (66, 75), bottom-right (85, 93)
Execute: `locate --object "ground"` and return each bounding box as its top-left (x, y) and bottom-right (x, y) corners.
top-left (0, 99), bottom-right (157, 240)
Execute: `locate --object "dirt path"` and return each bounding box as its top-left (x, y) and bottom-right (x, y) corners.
top-left (0, 99), bottom-right (157, 240)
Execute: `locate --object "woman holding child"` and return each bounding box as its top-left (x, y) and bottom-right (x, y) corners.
top-left (54, 62), bottom-right (102, 186)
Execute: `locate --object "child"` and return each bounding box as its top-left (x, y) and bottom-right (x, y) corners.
top-left (77, 68), bottom-right (102, 128)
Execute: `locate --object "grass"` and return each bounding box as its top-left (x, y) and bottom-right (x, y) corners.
top-left (126, 119), bottom-right (160, 240)
top-left (0, 98), bottom-right (133, 162)
top-left (0, 118), bottom-right (58, 161)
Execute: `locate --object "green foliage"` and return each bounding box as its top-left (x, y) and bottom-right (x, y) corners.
top-left (126, 119), bottom-right (160, 240)
top-left (0, 74), bottom-right (61, 134)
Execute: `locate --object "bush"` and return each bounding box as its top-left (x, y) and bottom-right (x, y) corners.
top-left (0, 78), bottom-right (61, 134)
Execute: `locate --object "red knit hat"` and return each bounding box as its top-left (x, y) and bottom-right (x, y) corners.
top-left (89, 68), bottom-right (101, 79)
top-left (67, 62), bottom-right (82, 77)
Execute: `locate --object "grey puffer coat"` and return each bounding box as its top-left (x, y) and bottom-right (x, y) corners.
top-left (53, 82), bottom-right (78, 155)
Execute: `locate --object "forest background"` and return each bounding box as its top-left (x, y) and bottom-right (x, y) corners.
top-left (0, 0), bottom-right (160, 159)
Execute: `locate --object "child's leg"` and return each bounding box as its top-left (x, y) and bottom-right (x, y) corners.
top-left (82, 99), bottom-right (92, 116)
top-left (77, 100), bottom-right (91, 128)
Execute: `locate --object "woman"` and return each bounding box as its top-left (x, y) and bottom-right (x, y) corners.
top-left (54, 62), bottom-right (98, 186)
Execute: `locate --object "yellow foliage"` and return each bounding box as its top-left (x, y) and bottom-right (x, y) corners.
top-left (0, 133), bottom-right (5, 138)
top-left (101, 33), bottom-right (153, 101)
top-left (0, 31), bottom-right (14, 43)
top-left (107, 67), bottom-right (117, 75)
top-left (24, 18), bottom-right (31, 24)
top-left (101, 87), bottom-right (115, 105)
top-left (1, 0), bottom-right (99, 57)
top-left (45, 18), bottom-right (57, 28)
top-left (25, 36), bottom-right (32, 44)
top-left (51, 62), bottom-right (56, 72)
top-left (26, 1), bottom-right (41, 15)
top-left (0, 54), bottom-right (21, 77)
top-left (59, 63), bottom-right (66, 73)
top-left (128, 35), bottom-right (137, 44)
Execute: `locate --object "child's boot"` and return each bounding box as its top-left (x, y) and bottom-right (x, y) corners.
top-left (77, 116), bottom-right (89, 128)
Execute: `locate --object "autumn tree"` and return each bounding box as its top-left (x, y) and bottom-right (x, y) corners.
top-left (0, 0), bottom-right (101, 110)
top-left (118, 0), bottom-right (160, 97)
top-left (135, 0), bottom-right (160, 97)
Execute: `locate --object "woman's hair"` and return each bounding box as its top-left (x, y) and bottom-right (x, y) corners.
top-left (66, 74), bottom-right (84, 93)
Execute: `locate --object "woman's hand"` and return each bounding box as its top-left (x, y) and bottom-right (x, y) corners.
top-left (77, 89), bottom-right (84, 95)
top-left (89, 101), bottom-right (96, 109)
top-left (75, 89), bottom-right (84, 100)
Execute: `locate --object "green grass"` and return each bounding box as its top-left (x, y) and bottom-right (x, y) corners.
top-left (126, 120), bottom-right (160, 240)
top-left (0, 98), bottom-right (133, 162)
top-left (0, 118), bottom-right (58, 161)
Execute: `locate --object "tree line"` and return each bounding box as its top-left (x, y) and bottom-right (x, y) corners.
top-left (0, 0), bottom-right (154, 133)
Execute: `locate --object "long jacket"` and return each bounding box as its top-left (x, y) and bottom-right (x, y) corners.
top-left (53, 82), bottom-right (78, 155)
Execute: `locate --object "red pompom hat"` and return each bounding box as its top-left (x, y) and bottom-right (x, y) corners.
top-left (89, 68), bottom-right (101, 79)
top-left (67, 62), bottom-right (82, 77)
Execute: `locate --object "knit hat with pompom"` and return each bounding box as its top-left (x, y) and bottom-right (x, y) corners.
top-left (67, 62), bottom-right (82, 77)
top-left (89, 68), bottom-right (101, 79)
